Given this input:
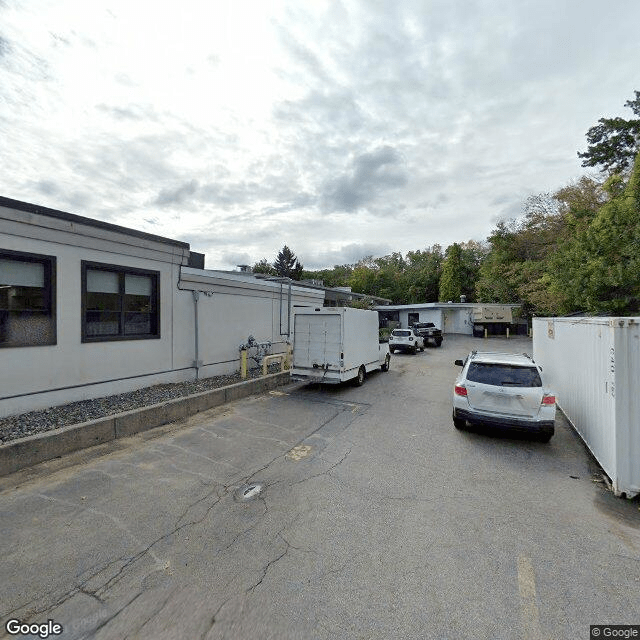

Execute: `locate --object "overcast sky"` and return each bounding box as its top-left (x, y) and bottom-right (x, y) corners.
top-left (1, 1), bottom-right (639, 270)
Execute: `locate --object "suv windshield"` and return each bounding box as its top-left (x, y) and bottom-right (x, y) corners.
top-left (393, 330), bottom-right (411, 337)
top-left (467, 363), bottom-right (542, 387)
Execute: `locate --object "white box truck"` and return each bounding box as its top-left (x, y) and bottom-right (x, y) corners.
top-left (291, 307), bottom-right (390, 385)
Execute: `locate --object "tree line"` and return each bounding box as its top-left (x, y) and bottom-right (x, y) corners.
top-left (253, 91), bottom-right (640, 316)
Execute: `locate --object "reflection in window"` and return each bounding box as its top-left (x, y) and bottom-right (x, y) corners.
top-left (82, 262), bottom-right (159, 341)
top-left (467, 363), bottom-right (542, 387)
top-left (0, 253), bottom-right (56, 347)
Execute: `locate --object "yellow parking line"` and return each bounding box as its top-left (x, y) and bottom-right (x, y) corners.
top-left (518, 554), bottom-right (543, 640)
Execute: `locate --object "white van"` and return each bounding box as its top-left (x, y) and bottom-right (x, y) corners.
top-left (291, 307), bottom-right (390, 385)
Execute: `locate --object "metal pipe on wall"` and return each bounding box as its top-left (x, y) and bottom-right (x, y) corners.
top-left (192, 290), bottom-right (201, 379)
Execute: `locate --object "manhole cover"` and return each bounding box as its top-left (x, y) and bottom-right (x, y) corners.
top-left (234, 483), bottom-right (264, 502)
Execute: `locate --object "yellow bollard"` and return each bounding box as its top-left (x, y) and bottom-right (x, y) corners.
top-left (484, 327), bottom-right (488, 339)
top-left (285, 344), bottom-right (292, 370)
top-left (240, 348), bottom-right (247, 379)
top-left (506, 327), bottom-right (510, 339)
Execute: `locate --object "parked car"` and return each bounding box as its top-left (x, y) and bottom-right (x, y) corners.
top-left (411, 322), bottom-right (443, 347)
top-left (389, 328), bottom-right (424, 354)
top-left (452, 351), bottom-right (556, 442)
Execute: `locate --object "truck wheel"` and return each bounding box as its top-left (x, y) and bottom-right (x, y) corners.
top-left (354, 365), bottom-right (366, 386)
top-left (435, 338), bottom-right (443, 347)
top-left (381, 354), bottom-right (390, 372)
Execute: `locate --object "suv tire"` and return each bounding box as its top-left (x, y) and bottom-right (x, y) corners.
top-left (453, 412), bottom-right (466, 430)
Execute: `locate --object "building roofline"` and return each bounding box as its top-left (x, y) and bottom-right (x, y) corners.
top-left (247, 273), bottom-right (391, 303)
top-left (374, 302), bottom-right (521, 311)
top-left (0, 195), bottom-right (190, 249)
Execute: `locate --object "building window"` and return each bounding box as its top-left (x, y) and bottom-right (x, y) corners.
top-left (0, 250), bottom-right (56, 347)
top-left (82, 262), bottom-right (159, 342)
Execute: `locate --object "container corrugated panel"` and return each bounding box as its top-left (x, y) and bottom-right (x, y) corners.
top-left (533, 317), bottom-right (640, 498)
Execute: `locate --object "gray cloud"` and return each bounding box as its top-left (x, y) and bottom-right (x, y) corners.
top-left (33, 180), bottom-right (60, 196)
top-left (154, 180), bottom-right (199, 207)
top-left (320, 146), bottom-right (408, 213)
top-left (0, 34), bottom-right (9, 59)
top-left (302, 242), bottom-right (393, 270)
top-left (221, 251), bottom-right (252, 268)
top-left (96, 103), bottom-right (156, 122)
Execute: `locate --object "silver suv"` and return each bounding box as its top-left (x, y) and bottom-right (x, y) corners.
top-left (452, 351), bottom-right (556, 442)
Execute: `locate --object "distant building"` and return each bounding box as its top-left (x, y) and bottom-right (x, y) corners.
top-left (375, 302), bottom-right (524, 336)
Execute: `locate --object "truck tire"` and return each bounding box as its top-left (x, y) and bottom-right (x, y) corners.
top-left (354, 365), bottom-right (366, 386)
top-left (381, 354), bottom-right (390, 372)
top-left (435, 338), bottom-right (443, 347)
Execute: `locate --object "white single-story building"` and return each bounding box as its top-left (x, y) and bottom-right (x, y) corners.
top-left (375, 302), bottom-right (524, 336)
top-left (0, 196), bottom-right (323, 418)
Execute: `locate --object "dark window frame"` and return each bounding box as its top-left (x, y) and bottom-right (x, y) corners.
top-left (81, 261), bottom-right (160, 343)
top-left (0, 248), bottom-right (57, 348)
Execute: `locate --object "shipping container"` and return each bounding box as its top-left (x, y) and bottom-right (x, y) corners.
top-left (291, 307), bottom-right (390, 385)
top-left (533, 317), bottom-right (640, 498)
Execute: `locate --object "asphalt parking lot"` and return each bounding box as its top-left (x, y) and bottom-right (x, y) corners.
top-left (1, 335), bottom-right (639, 639)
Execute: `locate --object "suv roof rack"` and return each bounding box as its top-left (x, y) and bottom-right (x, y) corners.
top-left (469, 351), bottom-right (535, 362)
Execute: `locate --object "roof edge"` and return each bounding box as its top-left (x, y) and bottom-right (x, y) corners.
top-left (0, 195), bottom-right (190, 249)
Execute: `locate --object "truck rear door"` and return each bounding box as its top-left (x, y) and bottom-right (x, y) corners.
top-left (293, 313), bottom-right (341, 369)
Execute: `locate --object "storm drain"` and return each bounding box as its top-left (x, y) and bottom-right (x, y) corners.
top-left (234, 483), bottom-right (264, 502)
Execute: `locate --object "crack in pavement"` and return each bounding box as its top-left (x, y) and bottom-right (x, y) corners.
top-left (96, 492), bottom-right (226, 597)
top-left (241, 407), bottom-right (342, 484)
top-left (140, 451), bottom-right (230, 483)
top-left (219, 412), bottom-right (301, 435)
top-left (245, 529), bottom-right (291, 595)
top-left (84, 588), bottom-right (146, 638)
top-left (290, 448), bottom-right (352, 486)
top-left (34, 492), bottom-right (162, 566)
top-left (198, 424), bottom-right (291, 447)
top-left (122, 587), bottom-right (175, 640)
top-left (154, 442), bottom-right (243, 472)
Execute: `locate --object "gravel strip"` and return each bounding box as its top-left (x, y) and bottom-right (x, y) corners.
top-left (0, 365), bottom-right (284, 445)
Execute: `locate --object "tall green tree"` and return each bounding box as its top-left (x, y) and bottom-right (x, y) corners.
top-left (578, 91), bottom-right (640, 174)
top-left (252, 258), bottom-right (276, 275)
top-left (549, 152), bottom-right (640, 314)
top-left (273, 245), bottom-right (303, 280)
top-left (404, 246), bottom-right (444, 303)
top-left (439, 243), bottom-right (465, 302)
top-left (475, 193), bottom-right (567, 315)
top-left (302, 264), bottom-right (353, 287)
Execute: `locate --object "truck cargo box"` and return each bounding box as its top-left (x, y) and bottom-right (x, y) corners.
top-left (291, 307), bottom-right (389, 384)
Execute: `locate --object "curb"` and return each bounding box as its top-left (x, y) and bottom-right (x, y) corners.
top-left (0, 371), bottom-right (291, 477)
